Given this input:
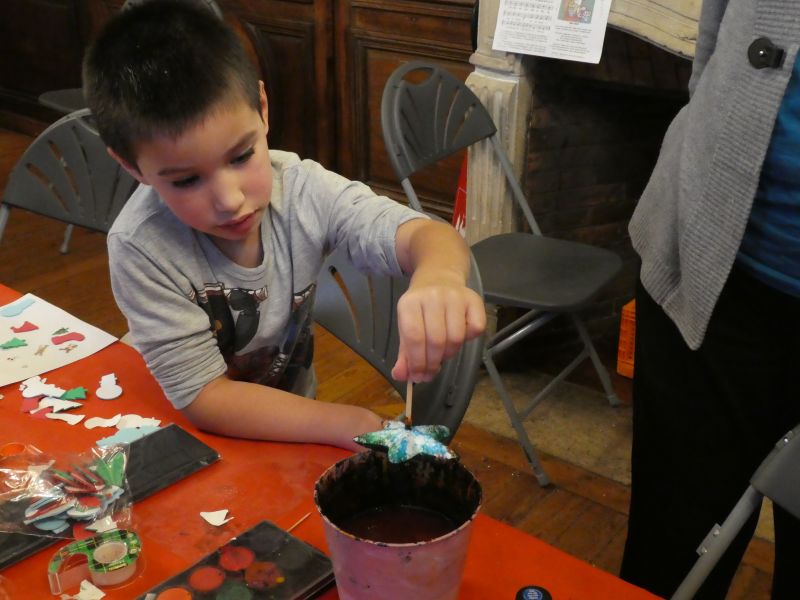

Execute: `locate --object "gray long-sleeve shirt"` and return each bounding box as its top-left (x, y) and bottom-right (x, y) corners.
top-left (108, 150), bottom-right (423, 409)
top-left (629, 0), bottom-right (800, 348)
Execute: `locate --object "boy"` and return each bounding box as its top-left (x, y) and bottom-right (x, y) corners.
top-left (82, 0), bottom-right (485, 451)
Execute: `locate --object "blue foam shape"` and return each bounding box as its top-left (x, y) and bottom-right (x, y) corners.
top-left (33, 517), bottom-right (70, 533)
top-left (95, 426), bottom-right (161, 447)
top-left (98, 485), bottom-right (125, 511)
top-left (0, 297), bottom-right (35, 318)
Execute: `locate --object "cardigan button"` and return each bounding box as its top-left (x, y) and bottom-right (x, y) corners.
top-left (748, 37), bottom-right (785, 69)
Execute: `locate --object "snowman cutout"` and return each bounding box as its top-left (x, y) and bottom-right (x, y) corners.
top-left (95, 373), bottom-right (123, 400)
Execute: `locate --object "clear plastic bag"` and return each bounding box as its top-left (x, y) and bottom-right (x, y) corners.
top-left (0, 442), bottom-right (133, 539)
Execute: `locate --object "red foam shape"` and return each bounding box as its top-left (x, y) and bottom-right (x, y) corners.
top-left (76, 495), bottom-right (102, 509)
top-left (30, 407), bottom-right (53, 420)
top-left (20, 397), bottom-right (39, 413)
top-left (51, 332), bottom-right (85, 345)
top-left (11, 321), bottom-right (38, 333)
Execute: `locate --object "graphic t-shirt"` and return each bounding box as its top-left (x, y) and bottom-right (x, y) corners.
top-left (107, 150), bottom-right (424, 409)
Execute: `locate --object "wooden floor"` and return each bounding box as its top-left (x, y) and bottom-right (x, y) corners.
top-left (0, 127), bottom-right (774, 598)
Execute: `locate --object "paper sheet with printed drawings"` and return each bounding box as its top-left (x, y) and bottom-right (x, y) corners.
top-left (0, 294), bottom-right (117, 387)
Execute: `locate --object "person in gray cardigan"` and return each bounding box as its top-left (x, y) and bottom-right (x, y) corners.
top-left (621, 0), bottom-right (800, 597)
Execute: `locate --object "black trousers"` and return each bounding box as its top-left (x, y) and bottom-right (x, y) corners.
top-left (620, 264), bottom-right (800, 599)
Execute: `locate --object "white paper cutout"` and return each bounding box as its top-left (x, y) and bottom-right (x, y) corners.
top-left (33, 397), bottom-right (83, 413)
top-left (116, 414), bottom-right (161, 429)
top-left (45, 413), bottom-right (85, 426)
top-left (200, 509), bottom-right (234, 526)
top-left (95, 374), bottom-right (122, 400)
top-left (20, 376), bottom-right (66, 399)
top-left (84, 414), bottom-right (122, 429)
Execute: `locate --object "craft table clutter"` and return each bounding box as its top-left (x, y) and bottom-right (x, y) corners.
top-left (0, 284), bottom-right (659, 599)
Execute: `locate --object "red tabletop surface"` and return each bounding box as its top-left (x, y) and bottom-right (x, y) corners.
top-left (0, 284), bottom-right (658, 599)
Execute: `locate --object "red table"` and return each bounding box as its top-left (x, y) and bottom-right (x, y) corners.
top-left (0, 285), bottom-right (658, 599)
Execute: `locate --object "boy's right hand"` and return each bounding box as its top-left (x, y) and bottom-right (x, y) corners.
top-left (391, 265), bottom-right (485, 383)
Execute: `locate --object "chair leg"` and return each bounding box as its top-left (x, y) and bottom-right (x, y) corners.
top-left (571, 315), bottom-right (620, 406)
top-left (483, 349), bottom-right (551, 486)
top-left (0, 204), bottom-right (10, 244)
top-left (59, 224), bottom-right (74, 254)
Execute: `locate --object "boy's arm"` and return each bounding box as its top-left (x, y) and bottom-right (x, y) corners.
top-left (392, 219), bottom-right (486, 382)
top-left (183, 375), bottom-right (383, 450)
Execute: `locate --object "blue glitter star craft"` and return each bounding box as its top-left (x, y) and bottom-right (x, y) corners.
top-left (353, 420), bottom-right (457, 463)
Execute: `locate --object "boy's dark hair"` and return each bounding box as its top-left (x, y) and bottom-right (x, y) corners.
top-left (83, 0), bottom-right (261, 167)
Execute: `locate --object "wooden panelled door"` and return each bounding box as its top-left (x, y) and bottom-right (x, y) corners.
top-left (231, 0), bottom-right (477, 216)
top-left (233, 0), bottom-right (337, 169)
top-left (334, 1), bottom-right (475, 217)
top-left (241, 0), bottom-right (476, 216)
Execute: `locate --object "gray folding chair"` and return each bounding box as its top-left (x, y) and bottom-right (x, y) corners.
top-left (672, 423), bottom-right (800, 599)
top-left (381, 61), bottom-right (622, 485)
top-left (313, 242), bottom-right (485, 438)
top-left (0, 109), bottom-right (136, 253)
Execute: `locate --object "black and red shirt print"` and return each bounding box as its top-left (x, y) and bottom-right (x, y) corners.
top-left (194, 282), bottom-right (315, 392)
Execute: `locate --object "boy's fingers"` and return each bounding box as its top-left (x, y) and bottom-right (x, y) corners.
top-left (465, 292), bottom-right (487, 339)
top-left (442, 301), bottom-right (467, 361)
top-left (397, 287), bottom-right (486, 381)
top-left (422, 302), bottom-right (447, 378)
top-left (397, 298), bottom-right (427, 380)
top-left (391, 351), bottom-right (409, 381)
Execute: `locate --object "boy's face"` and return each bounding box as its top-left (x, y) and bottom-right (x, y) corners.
top-left (118, 84), bottom-right (272, 261)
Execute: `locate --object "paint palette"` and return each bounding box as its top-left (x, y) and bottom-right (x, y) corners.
top-left (139, 520), bottom-right (334, 599)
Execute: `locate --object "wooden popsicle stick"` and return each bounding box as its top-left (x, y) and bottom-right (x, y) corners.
top-left (287, 511), bottom-right (311, 533)
top-left (405, 381), bottom-right (413, 426)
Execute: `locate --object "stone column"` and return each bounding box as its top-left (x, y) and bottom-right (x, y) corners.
top-left (465, 0), bottom-right (536, 334)
top-left (465, 0), bottom-right (534, 245)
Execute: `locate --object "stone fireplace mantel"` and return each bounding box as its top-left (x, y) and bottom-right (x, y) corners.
top-left (464, 0), bottom-right (700, 244)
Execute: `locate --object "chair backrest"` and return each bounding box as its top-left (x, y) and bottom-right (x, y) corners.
top-left (751, 423), bottom-right (800, 519)
top-left (2, 109), bottom-right (137, 233)
top-left (381, 61), bottom-right (496, 182)
top-left (381, 60), bottom-right (542, 235)
top-left (313, 244), bottom-right (485, 439)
